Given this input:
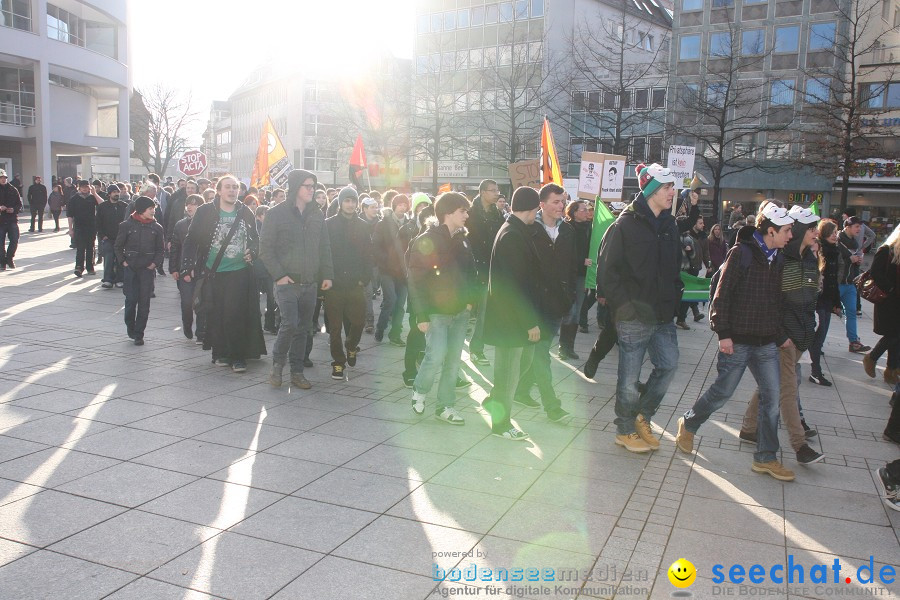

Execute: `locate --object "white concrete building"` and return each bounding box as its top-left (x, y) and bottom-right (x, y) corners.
top-left (0, 0), bottom-right (130, 186)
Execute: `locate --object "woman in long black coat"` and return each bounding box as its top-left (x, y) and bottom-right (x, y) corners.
top-left (865, 225), bottom-right (900, 384)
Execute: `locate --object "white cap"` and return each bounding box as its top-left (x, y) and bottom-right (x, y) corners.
top-left (761, 203), bottom-right (794, 226)
top-left (360, 197), bottom-right (378, 207)
top-left (788, 205), bottom-right (820, 225)
top-left (0, 169), bottom-right (6, 178)
top-left (610, 202), bottom-right (627, 212)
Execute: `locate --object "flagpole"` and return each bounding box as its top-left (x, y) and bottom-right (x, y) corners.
top-left (364, 162), bottom-right (372, 192)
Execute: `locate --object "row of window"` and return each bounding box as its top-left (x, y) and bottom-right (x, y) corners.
top-left (417, 0), bottom-right (545, 35)
top-left (47, 4), bottom-right (117, 59)
top-left (415, 88), bottom-right (540, 114)
top-left (416, 42), bottom-right (543, 75)
top-left (0, 0), bottom-right (30, 31)
top-left (679, 22), bottom-right (835, 60)
top-left (572, 88), bottom-right (668, 111)
top-left (571, 136), bottom-right (665, 164)
top-left (862, 82), bottom-right (900, 109)
top-left (683, 0), bottom-right (766, 10)
top-left (412, 137), bottom-right (541, 162)
top-left (682, 76), bottom-right (833, 107)
top-left (300, 148), bottom-right (338, 173)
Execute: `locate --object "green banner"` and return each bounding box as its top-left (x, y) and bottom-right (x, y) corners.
top-left (681, 271), bottom-right (711, 302)
top-left (585, 198), bottom-right (616, 290)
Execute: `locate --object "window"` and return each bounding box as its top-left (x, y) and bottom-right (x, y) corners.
top-left (744, 0), bottom-right (767, 3)
top-left (774, 25), bottom-right (800, 52)
top-left (499, 2), bottom-right (513, 22)
top-left (603, 91), bottom-right (617, 109)
top-left (442, 51), bottom-right (456, 71)
top-left (805, 77), bottom-right (830, 104)
top-left (1, 0), bottom-right (32, 31)
top-left (709, 32), bottom-right (732, 56)
top-left (444, 11), bottom-right (456, 30)
top-left (304, 115), bottom-right (318, 136)
top-left (862, 83), bottom-right (885, 108)
top-left (417, 14), bottom-right (429, 34)
top-left (639, 32), bottom-right (654, 51)
top-left (683, 0), bottom-right (702, 10)
top-left (573, 91), bottom-right (586, 111)
top-left (303, 148), bottom-right (316, 171)
top-left (416, 55), bottom-right (428, 74)
top-left (620, 89), bottom-right (632, 109)
top-left (712, 0), bottom-right (734, 7)
top-left (809, 22), bottom-right (836, 50)
top-left (531, 0), bottom-right (545, 17)
top-left (679, 34), bottom-right (701, 59)
top-left (652, 88), bottom-right (667, 108)
top-left (469, 48), bottom-right (483, 68)
top-left (515, 0), bottom-right (528, 19)
top-left (889, 82), bottom-right (900, 108)
top-left (632, 137), bottom-right (647, 162)
top-left (431, 13), bottom-right (441, 32)
top-left (513, 43), bottom-right (528, 63)
top-left (457, 8), bottom-right (469, 28)
top-left (486, 4), bottom-right (499, 23)
top-left (588, 91), bottom-right (600, 110)
top-left (707, 83), bottom-right (727, 107)
top-left (734, 134), bottom-right (758, 158)
top-left (499, 44), bottom-right (512, 65)
top-left (471, 5), bottom-right (485, 25)
top-left (468, 90), bottom-right (482, 111)
top-left (741, 29), bottom-right (765, 55)
top-left (529, 41), bottom-right (543, 62)
top-left (648, 137), bottom-right (663, 162)
top-left (634, 88), bottom-right (650, 109)
top-left (771, 79), bottom-right (794, 105)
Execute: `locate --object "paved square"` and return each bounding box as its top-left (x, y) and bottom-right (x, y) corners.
top-left (0, 226), bottom-right (896, 598)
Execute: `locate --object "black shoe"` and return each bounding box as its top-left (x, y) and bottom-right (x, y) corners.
top-left (332, 364), bottom-right (345, 380)
top-left (27, 229), bottom-right (34, 233)
top-left (547, 407), bottom-right (570, 422)
top-left (875, 467), bottom-right (900, 512)
top-left (347, 348), bottom-right (358, 367)
top-left (470, 352), bottom-right (490, 366)
top-left (134, 338), bottom-right (144, 346)
top-left (796, 444), bottom-right (824, 464)
top-left (403, 376), bottom-right (415, 388)
top-left (127, 330), bottom-right (135, 340)
top-left (885, 428), bottom-right (900, 445)
top-left (635, 381), bottom-right (647, 395)
top-left (231, 361), bottom-right (247, 373)
top-left (455, 377), bottom-right (471, 389)
top-left (183, 328), bottom-right (193, 340)
top-left (388, 336), bottom-right (406, 347)
top-left (693, 313), bottom-right (705, 322)
top-left (0, 263), bottom-right (5, 271)
top-left (303, 358), bottom-right (314, 368)
top-left (6, 259), bottom-right (14, 268)
top-left (582, 356), bottom-right (600, 379)
top-left (74, 270), bottom-right (83, 278)
top-left (675, 321), bottom-right (690, 330)
top-left (86, 269), bottom-right (95, 275)
top-left (558, 347), bottom-right (580, 361)
top-left (801, 420), bottom-right (818, 438)
top-left (374, 330), bottom-right (384, 342)
top-left (739, 430), bottom-right (757, 444)
top-left (513, 394), bottom-right (541, 408)
top-left (808, 373), bottom-right (832, 386)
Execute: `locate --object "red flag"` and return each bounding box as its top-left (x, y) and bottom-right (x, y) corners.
top-left (438, 183), bottom-right (452, 193)
top-left (539, 116), bottom-right (563, 186)
top-left (349, 134), bottom-right (367, 188)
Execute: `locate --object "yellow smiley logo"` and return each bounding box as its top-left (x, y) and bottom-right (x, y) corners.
top-left (668, 559), bottom-right (697, 588)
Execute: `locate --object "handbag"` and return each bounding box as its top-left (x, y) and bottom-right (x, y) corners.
top-left (192, 213), bottom-right (244, 313)
top-left (855, 269), bottom-right (888, 304)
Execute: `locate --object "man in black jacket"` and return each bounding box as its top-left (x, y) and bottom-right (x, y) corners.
top-left (114, 196), bottom-right (165, 345)
top-left (96, 184), bottom-right (128, 288)
top-left (513, 183), bottom-right (576, 422)
top-left (67, 180), bottom-right (103, 277)
top-left (483, 187), bottom-right (543, 441)
top-left (169, 194), bottom-right (205, 342)
top-left (465, 179), bottom-right (505, 365)
top-left (324, 187), bottom-right (373, 380)
top-left (164, 179), bottom-right (197, 245)
top-left (27, 176), bottom-right (48, 232)
top-left (597, 163), bottom-right (682, 454)
top-left (0, 169), bottom-right (22, 270)
top-left (407, 193), bottom-right (476, 424)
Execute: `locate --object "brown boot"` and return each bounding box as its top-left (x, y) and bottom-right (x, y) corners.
top-left (291, 373), bottom-right (312, 389)
top-left (269, 363), bottom-right (284, 388)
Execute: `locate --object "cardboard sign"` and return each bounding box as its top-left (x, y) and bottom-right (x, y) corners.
top-left (577, 152), bottom-right (627, 201)
top-left (666, 145), bottom-right (696, 189)
top-left (508, 159), bottom-right (541, 189)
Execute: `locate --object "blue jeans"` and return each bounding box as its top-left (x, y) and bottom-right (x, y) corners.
top-left (839, 283), bottom-right (859, 342)
top-left (100, 239), bottom-right (122, 284)
top-left (376, 274), bottom-right (407, 339)
top-left (273, 282), bottom-right (318, 373)
top-left (468, 283), bottom-right (489, 355)
top-left (516, 317), bottom-right (563, 412)
top-left (614, 320), bottom-right (679, 435)
top-left (485, 344), bottom-right (534, 433)
top-left (414, 310), bottom-right (469, 412)
top-left (683, 343), bottom-right (781, 463)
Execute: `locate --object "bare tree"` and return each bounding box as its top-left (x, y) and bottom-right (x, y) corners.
top-left (791, 0), bottom-right (898, 213)
top-left (667, 20), bottom-right (790, 221)
top-left (552, 1), bottom-right (670, 160)
top-left (132, 84), bottom-right (198, 176)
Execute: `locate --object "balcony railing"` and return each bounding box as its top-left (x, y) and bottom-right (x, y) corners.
top-left (0, 103), bottom-right (36, 126)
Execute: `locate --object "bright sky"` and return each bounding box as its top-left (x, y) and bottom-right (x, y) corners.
top-left (128, 0), bottom-right (416, 144)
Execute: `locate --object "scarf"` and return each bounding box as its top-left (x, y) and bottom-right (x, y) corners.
top-left (752, 230), bottom-right (778, 263)
top-left (131, 211), bottom-right (155, 224)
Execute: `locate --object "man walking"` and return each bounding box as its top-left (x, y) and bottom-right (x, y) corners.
top-left (0, 169), bottom-right (22, 270)
top-left (839, 216), bottom-right (871, 353)
top-left (482, 187), bottom-right (543, 441)
top-left (67, 180), bottom-right (103, 277)
top-left (95, 183), bottom-right (128, 289)
top-left (596, 163), bottom-right (683, 453)
top-left (372, 194), bottom-right (410, 345)
top-left (27, 176), bottom-right (48, 233)
top-left (514, 183), bottom-right (576, 422)
top-left (465, 179), bottom-right (505, 366)
top-left (324, 187), bottom-right (372, 380)
top-left (260, 169), bottom-right (334, 389)
top-left (114, 196), bottom-right (164, 345)
top-left (676, 203), bottom-right (797, 481)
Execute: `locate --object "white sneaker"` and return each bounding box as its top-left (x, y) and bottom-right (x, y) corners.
top-left (436, 407), bottom-right (465, 425)
top-left (411, 392), bottom-right (425, 415)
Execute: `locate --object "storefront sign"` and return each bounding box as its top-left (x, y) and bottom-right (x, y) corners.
top-left (437, 161), bottom-right (468, 178)
top-left (848, 159), bottom-right (900, 182)
top-left (787, 192), bottom-right (824, 204)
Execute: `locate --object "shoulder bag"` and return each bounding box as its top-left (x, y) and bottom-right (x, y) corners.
top-left (192, 214), bottom-right (243, 314)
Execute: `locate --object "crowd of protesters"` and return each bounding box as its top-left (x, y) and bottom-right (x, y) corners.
top-left (2, 164), bottom-right (900, 508)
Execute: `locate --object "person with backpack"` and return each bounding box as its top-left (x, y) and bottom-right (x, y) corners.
top-left (738, 205), bottom-right (824, 465)
top-left (676, 203), bottom-right (797, 481)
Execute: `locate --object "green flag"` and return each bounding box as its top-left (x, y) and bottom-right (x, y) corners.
top-left (681, 271), bottom-right (712, 302)
top-left (809, 200), bottom-right (819, 216)
top-left (585, 197), bottom-right (617, 290)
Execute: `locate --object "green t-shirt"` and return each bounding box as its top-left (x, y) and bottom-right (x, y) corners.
top-left (206, 208), bottom-right (249, 272)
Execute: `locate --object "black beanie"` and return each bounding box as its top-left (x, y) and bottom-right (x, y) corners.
top-left (510, 186), bottom-right (540, 212)
top-left (338, 186), bottom-right (359, 203)
top-left (287, 169), bottom-right (317, 201)
top-left (133, 196), bottom-right (155, 214)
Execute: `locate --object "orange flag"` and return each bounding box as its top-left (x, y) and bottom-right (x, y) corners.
top-left (539, 116), bottom-right (562, 186)
top-left (438, 183), bottom-right (452, 193)
top-left (251, 117), bottom-right (292, 188)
